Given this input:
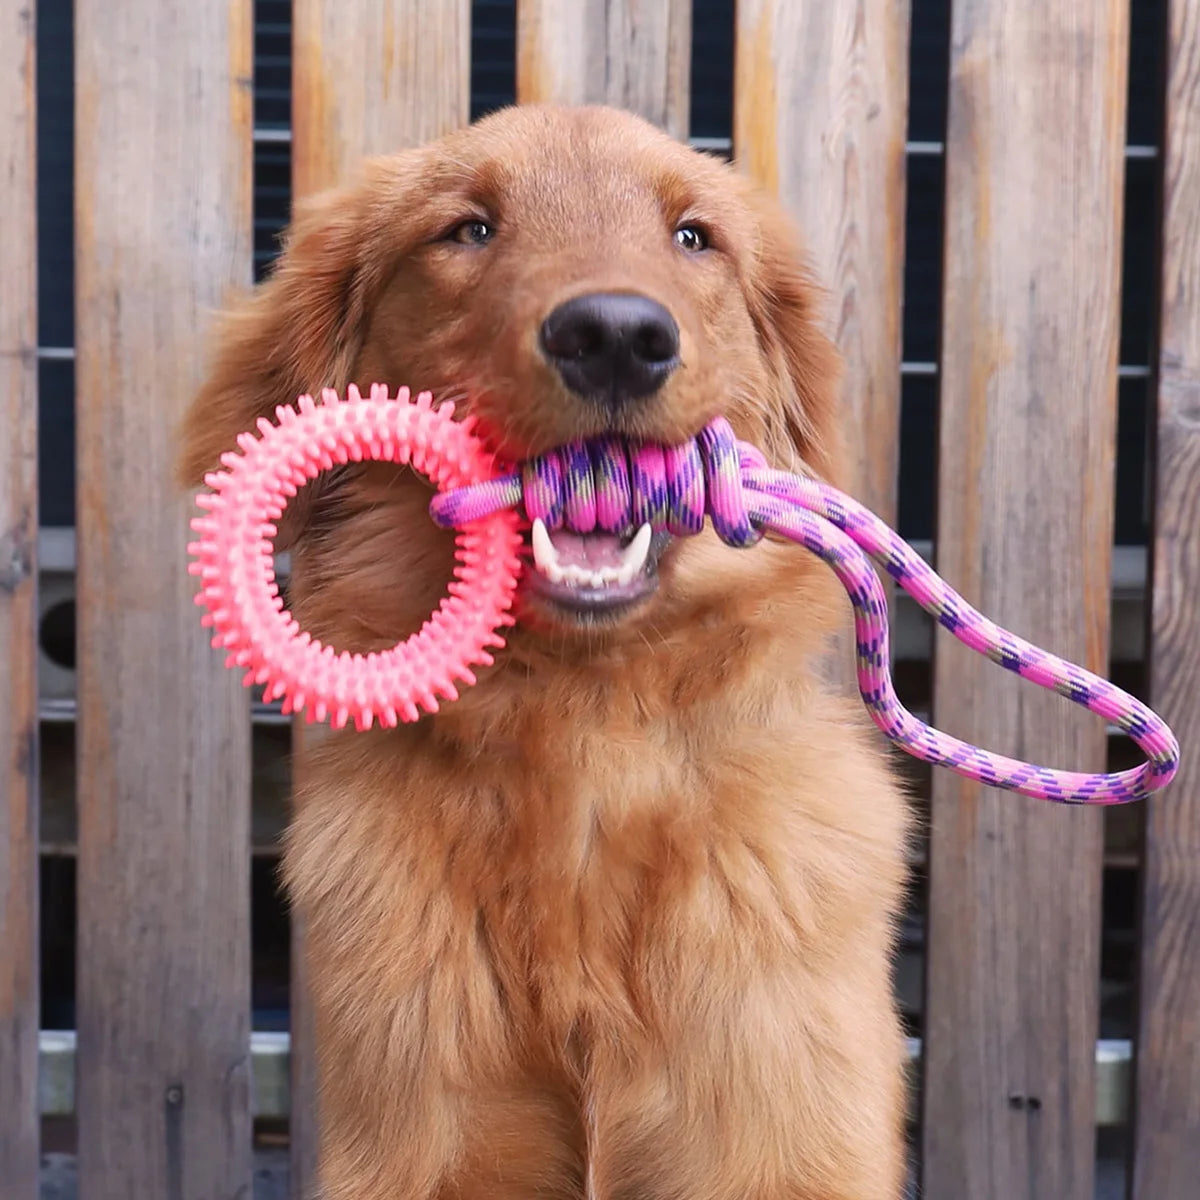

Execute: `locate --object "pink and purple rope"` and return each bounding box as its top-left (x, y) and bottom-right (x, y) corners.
top-left (431, 417), bottom-right (1178, 805)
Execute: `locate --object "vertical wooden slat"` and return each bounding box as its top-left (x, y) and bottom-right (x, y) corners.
top-left (287, 3), bottom-right (471, 1191)
top-left (922, 4), bottom-right (1128, 1198)
top-left (292, 0), bottom-right (470, 199)
top-left (517, 0), bottom-right (691, 140)
top-left (74, 3), bottom-right (254, 1197)
top-left (0, 2), bottom-right (39, 1197)
top-left (1134, 1), bottom-right (1200, 1194)
top-left (732, 0), bottom-right (910, 530)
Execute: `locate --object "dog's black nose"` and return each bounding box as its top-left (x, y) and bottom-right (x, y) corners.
top-left (539, 292), bottom-right (680, 405)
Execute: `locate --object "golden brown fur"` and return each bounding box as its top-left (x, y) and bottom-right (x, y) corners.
top-left (180, 105), bottom-right (911, 1199)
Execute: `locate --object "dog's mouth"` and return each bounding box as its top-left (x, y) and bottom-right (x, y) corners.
top-left (522, 518), bottom-right (673, 622)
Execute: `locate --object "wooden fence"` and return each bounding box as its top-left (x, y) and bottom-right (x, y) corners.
top-left (1, 1), bottom-right (1198, 1197)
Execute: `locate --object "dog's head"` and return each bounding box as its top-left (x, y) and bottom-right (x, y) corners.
top-left (181, 105), bottom-right (845, 693)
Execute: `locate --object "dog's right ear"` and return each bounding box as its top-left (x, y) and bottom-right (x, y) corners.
top-left (177, 153), bottom-right (429, 546)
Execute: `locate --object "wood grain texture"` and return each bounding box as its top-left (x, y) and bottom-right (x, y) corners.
top-left (921, 4), bottom-right (1128, 1198)
top-left (73, 2), bottom-right (254, 1196)
top-left (288, 4), bottom-right (472, 1190)
top-left (293, 0), bottom-right (470, 197)
top-left (517, 0), bottom-right (691, 139)
top-left (732, 0), bottom-right (909, 522)
top-left (1133, 1), bottom-right (1200, 1195)
top-left (0, 3), bottom-right (39, 1197)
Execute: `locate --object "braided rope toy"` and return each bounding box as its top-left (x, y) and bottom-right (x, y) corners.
top-left (189, 385), bottom-right (1179, 804)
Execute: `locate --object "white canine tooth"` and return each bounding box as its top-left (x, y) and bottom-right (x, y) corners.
top-left (531, 518), bottom-right (557, 573)
top-left (621, 523), bottom-right (652, 575)
top-left (532, 520), bottom-right (653, 592)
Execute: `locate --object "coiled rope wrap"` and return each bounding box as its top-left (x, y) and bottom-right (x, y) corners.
top-left (431, 416), bottom-right (1179, 805)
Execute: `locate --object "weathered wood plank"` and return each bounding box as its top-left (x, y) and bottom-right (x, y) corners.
top-left (516, 0), bottom-right (691, 140)
top-left (733, 0), bottom-right (909, 522)
top-left (73, 3), bottom-right (254, 1196)
top-left (293, 0), bottom-right (470, 197)
top-left (921, 3), bottom-right (1128, 1198)
top-left (0, 2), bottom-right (39, 1197)
top-left (1133, 1), bottom-right (1200, 1194)
top-left (288, 4), bottom-right (472, 1190)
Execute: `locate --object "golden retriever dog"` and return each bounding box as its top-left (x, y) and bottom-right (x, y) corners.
top-left (180, 104), bottom-right (910, 1199)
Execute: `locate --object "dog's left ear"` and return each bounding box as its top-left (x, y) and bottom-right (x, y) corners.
top-left (740, 189), bottom-right (846, 487)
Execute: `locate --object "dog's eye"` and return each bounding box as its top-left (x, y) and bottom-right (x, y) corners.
top-left (674, 224), bottom-right (708, 253)
top-left (449, 219), bottom-right (494, 246)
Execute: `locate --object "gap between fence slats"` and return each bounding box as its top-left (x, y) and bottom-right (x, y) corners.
top-left (922, 3), bottom-right (1128, 1197)
top-left (0, 3), bottom-right (40, 1198)
top-left (73, 2), bottom-right (255, 1195)
top-left (1133, 0), bottom-right (1200, 1194)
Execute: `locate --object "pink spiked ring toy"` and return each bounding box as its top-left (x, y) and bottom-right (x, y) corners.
top-left (187, 385), bottom-right (523, 730)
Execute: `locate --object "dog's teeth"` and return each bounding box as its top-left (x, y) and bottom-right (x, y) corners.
top-left (531, 518), bottom-right (564, 581)
top-left (621, 523), bottom-right (652, 576)
top-left (531, 519), bottom-right (566, 583)
top-left (531, 518), bottom-right (556, 569)
top-left (532, 519), bottom-right (653, 592)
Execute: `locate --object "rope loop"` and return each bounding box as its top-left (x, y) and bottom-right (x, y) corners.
top-left (429, 415), bottom-right (1180, 806)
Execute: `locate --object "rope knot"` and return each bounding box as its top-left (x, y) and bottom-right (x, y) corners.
top-left (430, 416), bottom-right (765, 548)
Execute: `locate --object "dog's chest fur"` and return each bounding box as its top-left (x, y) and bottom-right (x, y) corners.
top-left (284, 691), bottom-right (862, 1070)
